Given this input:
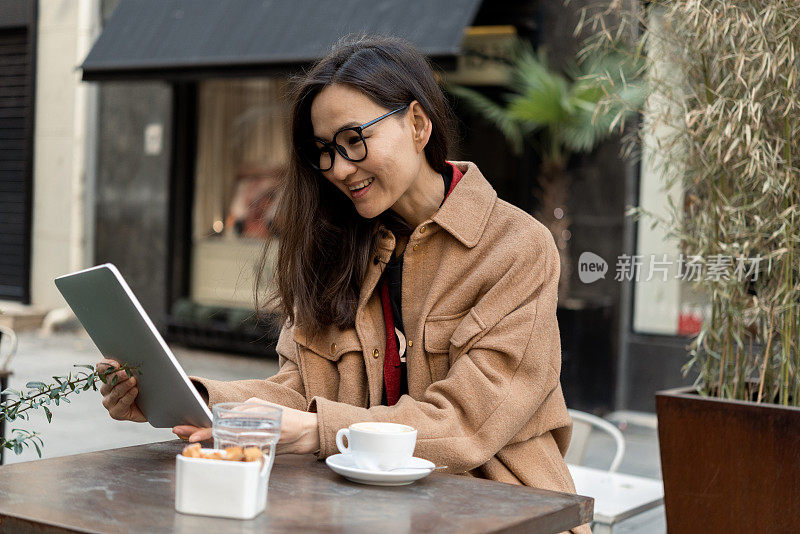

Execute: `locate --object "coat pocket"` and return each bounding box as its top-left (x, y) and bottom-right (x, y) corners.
top-left (423, 310), bottom-right (470, 382)
top-left (448, 308), bottom-right (485, 355)
top-left (292, 325), bottom-right (365, 404)
top-left (293, 326), bottom-right (360, 362)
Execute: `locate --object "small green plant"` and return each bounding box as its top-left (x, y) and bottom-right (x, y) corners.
top-left (1, 363), bottom-right (138, 457)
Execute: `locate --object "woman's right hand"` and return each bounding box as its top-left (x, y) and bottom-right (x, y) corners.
top-left (96, 358), bottom-right (147, 422)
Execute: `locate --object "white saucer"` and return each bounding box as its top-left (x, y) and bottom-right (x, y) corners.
top-left (325, 454), bottom-right (436, 486)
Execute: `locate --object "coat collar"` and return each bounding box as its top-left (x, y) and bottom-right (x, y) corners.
top-left (368, 161), bottom-right (497, 271)
top-left (374, 161), bottom-right (498, 251)
top-left (431, 161), bottom-right (497, 248)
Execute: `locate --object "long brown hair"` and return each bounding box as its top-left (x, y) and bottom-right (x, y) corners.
top-left (256, 34), bottom-right (457, 339)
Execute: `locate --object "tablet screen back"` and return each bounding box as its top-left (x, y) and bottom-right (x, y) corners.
top-left (55, 264), bottom-right (212, 428)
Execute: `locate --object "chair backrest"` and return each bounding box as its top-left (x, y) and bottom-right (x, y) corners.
top-left (0, 325), bottom-right (18, 372)
top-left (564, 409), bottom-right (626, 472)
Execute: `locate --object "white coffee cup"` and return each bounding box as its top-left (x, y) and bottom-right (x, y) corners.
top-left (335, 422), bottom-right (417, 471)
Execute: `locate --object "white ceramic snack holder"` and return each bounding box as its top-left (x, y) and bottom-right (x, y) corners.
top-left (175, 449), bottom-right (268, 519)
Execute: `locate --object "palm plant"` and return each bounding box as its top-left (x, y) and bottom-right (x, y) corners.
top-left (448, 41), bottom-right (645, 299)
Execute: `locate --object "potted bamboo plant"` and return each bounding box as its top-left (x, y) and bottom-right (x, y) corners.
top-left (582, 2), bottom-right (800, 531)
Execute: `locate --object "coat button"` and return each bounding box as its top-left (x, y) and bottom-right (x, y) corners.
top-left (419, 225), bottom-right (427, 234)
top-left (412, 244), bottom-right (419, 252)
top-left (408, 340), bottom-right (413, 347)
top-left (330, 342), bottom-right (336, 354)
top-left (372, 348), bottom-right (380, 359)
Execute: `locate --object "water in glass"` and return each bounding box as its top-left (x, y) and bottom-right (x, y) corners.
top-left (212, 403), bottom-right (282, 472)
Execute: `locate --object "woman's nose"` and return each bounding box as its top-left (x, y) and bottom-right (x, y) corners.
top-left (329, 153), bottom-right (358, 182)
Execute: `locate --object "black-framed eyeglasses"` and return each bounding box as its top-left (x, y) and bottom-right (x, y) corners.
top-left (298, 104), bottom-right (409, 172)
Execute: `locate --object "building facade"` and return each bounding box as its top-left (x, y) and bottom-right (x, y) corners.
top-left (2, 0), bottom-right (698, 413)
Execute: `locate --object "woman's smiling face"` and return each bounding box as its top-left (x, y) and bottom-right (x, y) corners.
top-left (309, 84), bottom-right (426, 219)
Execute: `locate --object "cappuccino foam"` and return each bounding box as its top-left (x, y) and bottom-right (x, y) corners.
top-left (351, 422), bottom-right (415, 433)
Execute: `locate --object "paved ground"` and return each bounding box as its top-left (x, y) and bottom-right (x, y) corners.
top-left (2, 330), bottom-right (665, 532)
top-left (2, 330), bottom-right (279, 464)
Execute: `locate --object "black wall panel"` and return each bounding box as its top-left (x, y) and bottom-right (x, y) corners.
top-left (0, 0), bottom-right (35, 302)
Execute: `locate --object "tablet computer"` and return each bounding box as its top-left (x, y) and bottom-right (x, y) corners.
top-left (55, 263), bottom-right (213, 428)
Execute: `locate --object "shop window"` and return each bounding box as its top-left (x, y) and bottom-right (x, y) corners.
top-left (189, 78), bottom-right (289, 317)
top-left (632, 8), bottom-right (709, 337)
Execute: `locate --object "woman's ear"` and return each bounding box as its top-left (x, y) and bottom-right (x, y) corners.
top-left (408, 100), bottom-right (432, 153)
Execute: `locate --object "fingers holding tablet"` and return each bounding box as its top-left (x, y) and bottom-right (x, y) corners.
top-left (173, 425), bottom-right (212, 443)
top-left (97, 358), bottom-right (147, 423)
top-left (96, 359), bottom-right (133, 393)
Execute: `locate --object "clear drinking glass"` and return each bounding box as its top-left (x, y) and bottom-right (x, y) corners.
top-left (212, 402), bottom-right (282, 473)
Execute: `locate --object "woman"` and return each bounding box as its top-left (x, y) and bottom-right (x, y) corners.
top-left (98, 34), bottom-right (587, 532)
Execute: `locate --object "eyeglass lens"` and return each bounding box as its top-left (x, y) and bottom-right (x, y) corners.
top-left (317, 129), bottom-right (366, 171)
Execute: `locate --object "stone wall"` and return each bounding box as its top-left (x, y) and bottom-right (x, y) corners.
top-left (94, 79), bottom-right (172, 325)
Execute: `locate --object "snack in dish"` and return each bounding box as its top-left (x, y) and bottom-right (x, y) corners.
top-left (181, 443), bottom-right (262, 461)
top-left (225, 446), bottom-right (244, 461)
top-left (243, 447), bottom-right (263, 462)
top-left (182, 443), bottom-right (202, 458)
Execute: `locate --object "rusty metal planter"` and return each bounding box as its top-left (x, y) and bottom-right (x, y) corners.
top-left (656, 386), bottom-right (800, 533)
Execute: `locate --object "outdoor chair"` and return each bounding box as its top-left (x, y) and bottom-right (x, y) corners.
top-left (565, 409), bottom-right (626, 472)
top-left (565, 409), bottom-right (664, 534)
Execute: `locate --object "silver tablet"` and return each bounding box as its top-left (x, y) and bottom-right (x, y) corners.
top-left (55, 263), bottom-right (213, 428)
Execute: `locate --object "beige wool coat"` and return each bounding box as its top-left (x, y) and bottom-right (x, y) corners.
top-left (192, 161), bottom-right (590, 534)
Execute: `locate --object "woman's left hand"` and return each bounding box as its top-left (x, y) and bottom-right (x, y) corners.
top-left (172, 398), bottom-right (320, 455)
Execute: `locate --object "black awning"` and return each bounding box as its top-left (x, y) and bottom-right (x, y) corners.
top-left (80, 0), bottom-right (483, 81)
